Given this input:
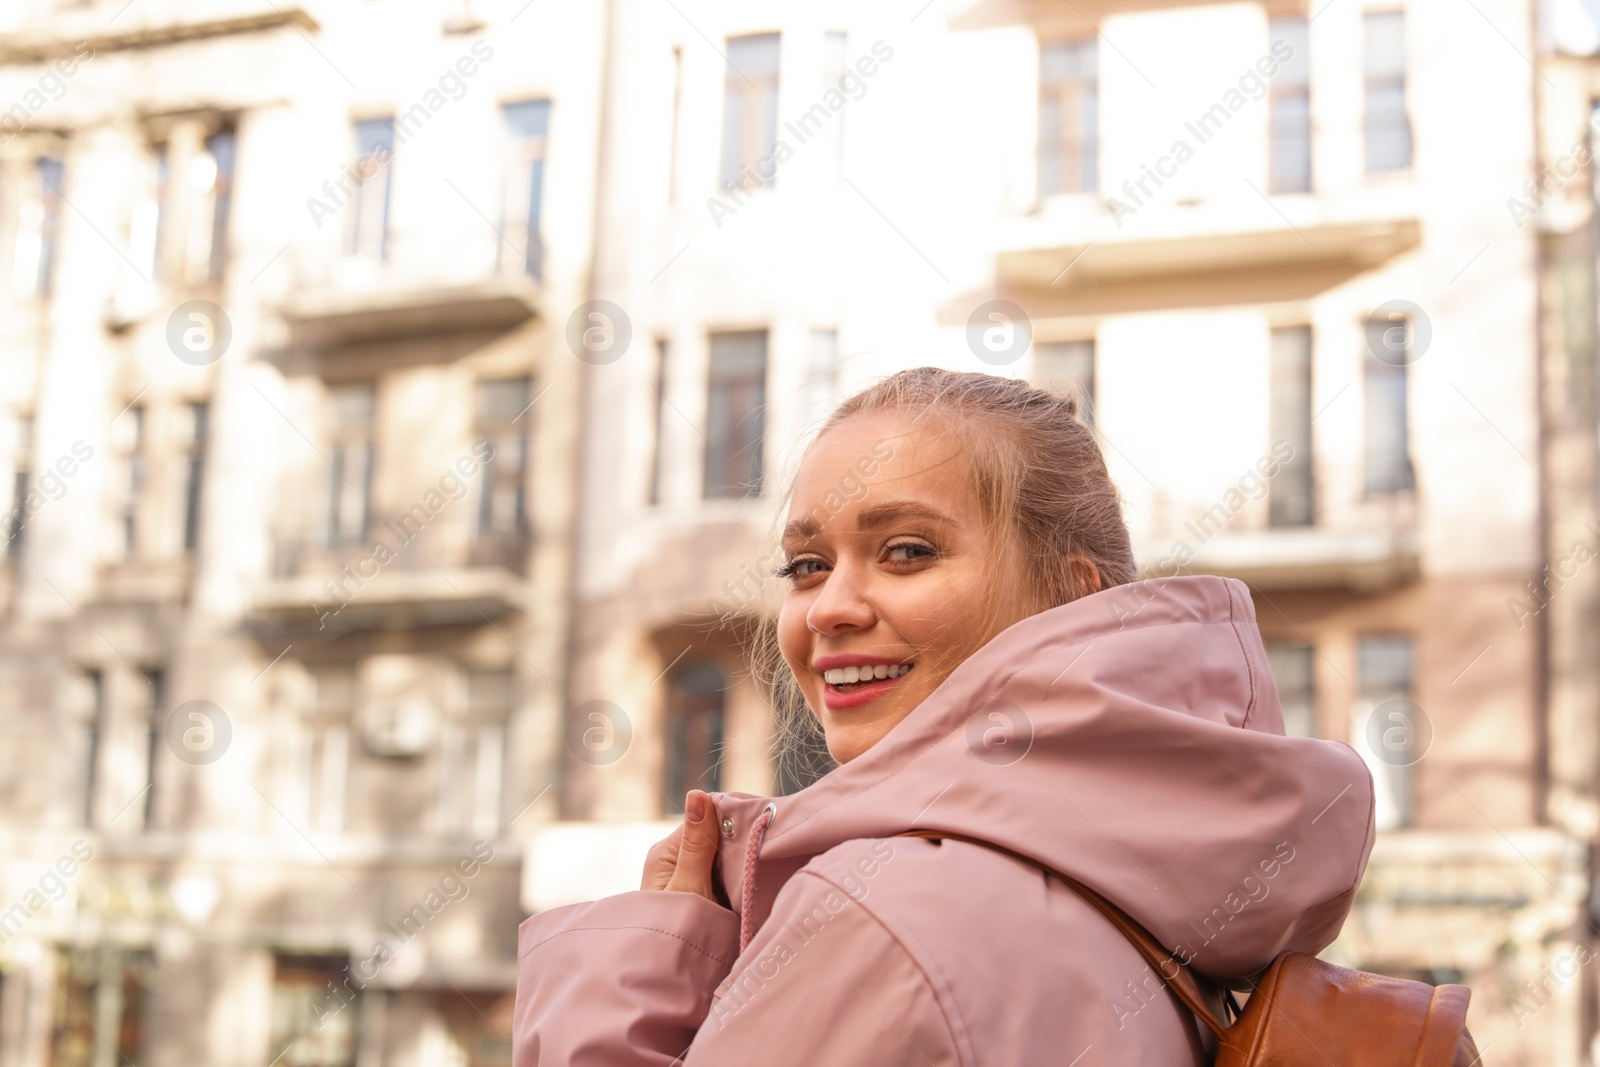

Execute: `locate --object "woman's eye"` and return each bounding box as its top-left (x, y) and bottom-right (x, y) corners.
top-left (885, 542), bottom-right (934, 564)
top-left (777, 557), bottom-right (826, 581)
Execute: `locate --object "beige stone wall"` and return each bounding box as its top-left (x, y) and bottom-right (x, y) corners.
top-left (0, 1), bottom-right (598, 1064)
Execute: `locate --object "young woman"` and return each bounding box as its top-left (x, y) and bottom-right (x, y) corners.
top-left (513, 368), bottom-right (1375, 1065)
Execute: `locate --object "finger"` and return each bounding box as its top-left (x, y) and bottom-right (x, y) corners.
top-left (640, 826), bottom-right (684, 891)
top-left (664, 791), bottom-right (720, 899)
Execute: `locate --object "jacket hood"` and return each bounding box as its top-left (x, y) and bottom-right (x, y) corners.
top-left (711, 573), bottom-right (1376, 979)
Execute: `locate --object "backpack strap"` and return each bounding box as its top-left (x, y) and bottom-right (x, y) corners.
top-left (894, 829), bottom-right (1230, 1044)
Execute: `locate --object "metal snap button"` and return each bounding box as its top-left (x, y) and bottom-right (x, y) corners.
top-left (720, 816), bottom-right (736, 838)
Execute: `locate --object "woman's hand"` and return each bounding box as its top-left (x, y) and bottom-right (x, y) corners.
top-left (640, 790), bottom-right (723, 903)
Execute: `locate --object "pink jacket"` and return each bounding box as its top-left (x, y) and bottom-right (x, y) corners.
top-left (513, 574), bottom-right (1377, 1065)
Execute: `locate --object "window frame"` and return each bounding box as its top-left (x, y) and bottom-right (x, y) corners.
top-left (1268, 16), bottom-right (1312, 194)
top-left (702, 329), bottom-right (769, 500)
top-left (1354, 632), bottom-right (1419, 830)
top-left (500, 99), bottom-right (552, 278)
top-left (662, 663), bottom-right (727, 815)
top-left (720, 33), bottom-right (782, 192)
top-left (1030, 338), bottom-right (1097, 428)
top-left (1361, 314), bottom-right (1416, 495)
top-left (325, 382), bottom-right (376, 547)
top-left (1037, 37), bottom-right (1099, 198)
top-left (1264, 641), bottom-right (1317, 738)
top-left (1362, 11), bottom-right (1413, 175)
top-left (473, 375), bottom-right (532, 542)
top-left (346, 117), bottom-right (396, 262)
top-left (1269, 325), bottom-right (1315, 527)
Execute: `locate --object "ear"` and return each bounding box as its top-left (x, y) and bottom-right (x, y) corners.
top-left (1065, 554), bottom-right (1102, 599)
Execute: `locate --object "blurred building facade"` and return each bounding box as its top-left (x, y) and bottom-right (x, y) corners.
top-left (0, 0), bottom-right (1593, 1066)
top-left (0, 1), bottom-right (597, 1065)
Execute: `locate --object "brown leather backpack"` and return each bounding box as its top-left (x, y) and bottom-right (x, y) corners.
top-left (896, 829), bottom-right (1480, 1066)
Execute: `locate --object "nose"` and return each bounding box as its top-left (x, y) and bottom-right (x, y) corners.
top-left (806, 564), bottom-right (877, 636)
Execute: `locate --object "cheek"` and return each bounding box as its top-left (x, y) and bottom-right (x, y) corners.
top-left (776, 600), bottom-right (812, 677)
top-left (884, 572), bottom-right (971, 640)
top-left (892, 571), bottom-right (998, 679)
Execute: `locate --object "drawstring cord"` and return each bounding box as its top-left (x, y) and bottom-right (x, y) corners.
top-left (738, 802), bottom-right (776, 954)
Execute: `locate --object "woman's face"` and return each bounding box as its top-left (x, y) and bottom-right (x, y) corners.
top-left (776, 410), bottom-right (1033, 765)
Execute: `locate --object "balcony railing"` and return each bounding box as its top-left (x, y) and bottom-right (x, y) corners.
top-left (251, 533), bottom-right (529, 632)
top-left (279, 270), bottom-right (542, 349)
top-left (1132, 487), bottom-right (1419, 592)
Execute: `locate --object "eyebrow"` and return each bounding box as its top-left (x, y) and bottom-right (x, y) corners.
top-left (781, 500), bottom-right (953, 547)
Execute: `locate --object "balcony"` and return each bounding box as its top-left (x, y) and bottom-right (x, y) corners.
top-left (247, 535), bottom-right (528, 633)
top-left (1131, 491), bottom-right (1420, 593)
top-left (1135, 525), bottom-right (1420, 592)
top-left (279, 274), bottom-right (542, 350)
top-left (0, 0), bottom-right (320, 62)
top-left (995, 197), bottom-right (1422, 310)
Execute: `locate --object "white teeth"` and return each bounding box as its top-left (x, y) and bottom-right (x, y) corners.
top-left (823, 664), bottom-right (912, 685)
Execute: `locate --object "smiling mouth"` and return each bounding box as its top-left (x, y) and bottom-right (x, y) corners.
top-left (823, 663), bottom-right (914, 693)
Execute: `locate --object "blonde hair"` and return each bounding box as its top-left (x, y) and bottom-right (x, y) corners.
top-left (753, 366), bottom-right (1138, 785)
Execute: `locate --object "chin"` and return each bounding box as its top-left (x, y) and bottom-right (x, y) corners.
top-left (820, 725), bottom-right (864, 765)
top-left (826, 737), bottom-right (865, 765)
top-left (823, 724), bottom-right (889, 766)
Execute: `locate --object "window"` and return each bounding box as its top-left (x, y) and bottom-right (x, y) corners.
top-left (663, 664), bottom-right (725, 814)
top-left (326, 384), bottom-right (375, 545)
top-left (347, 118), bottom-right (395, 260)
top-left (438, 670), bottom-right (510, 838)
top-left (475, 376), bottom-right (530, 539)
top-left (139, 122), bottom-right (233, 286)
top-left (6, 415), bottom-right (32, 560)
top-left (65, 669), bottom-right (102, 827)
top-left (1031, 340), bottom-right (1096, 428)
top-left (1265, 643), bottom-right (1316, 738)
top-left (131, 142), bottom-right (168, 282)
top-left (178, 127), bottom-right (237, 285)
top-left (1363, 315), bottom-right (1415, 493)
top-left (430, 991), bottom-right (515, 1067)
top-left (1269, 17), bottom-right (1311, 193)
top-left (50, 947), bottom-right (153, 1067)
top-left (111, 404), bottom-right (146, 558)
top-left (649, 339), bottom-right (670, 505)
top-left (1592, 102), bottom-right (1600, 207)
top-left (13, 156), bottom-right (64, 298)
top-left (182, 402), bottom-right (208, 551)
top-left (1363, 12), bottom-right (1411, 173)
top-left (819, 32), bottom-right (848, 184)
top-left (1269, 326), bottom-right (1314, 526)
top-left (1038, 39), bottom-right (1098, 196)
top-left (1354, 634), bottom-right (1417, 829)
top-left (668, 48), bottom-right (684, 203)
top-left (196, 127), bottom-right (236, 284)
top-left (302, 666), bottom-right (352, 833)
top-left (802, 328), bottom-right (840, 432)
top-left (271, 955), bottom-right (359, 1067)
top-left (501, 100), bottom-right (550, 277)
top-left (704, 330), bottom-right (767, 498)
top-left (140, 669), bottom-right (165, 829)
top-left (721, 33), bottom-right (781, 191)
